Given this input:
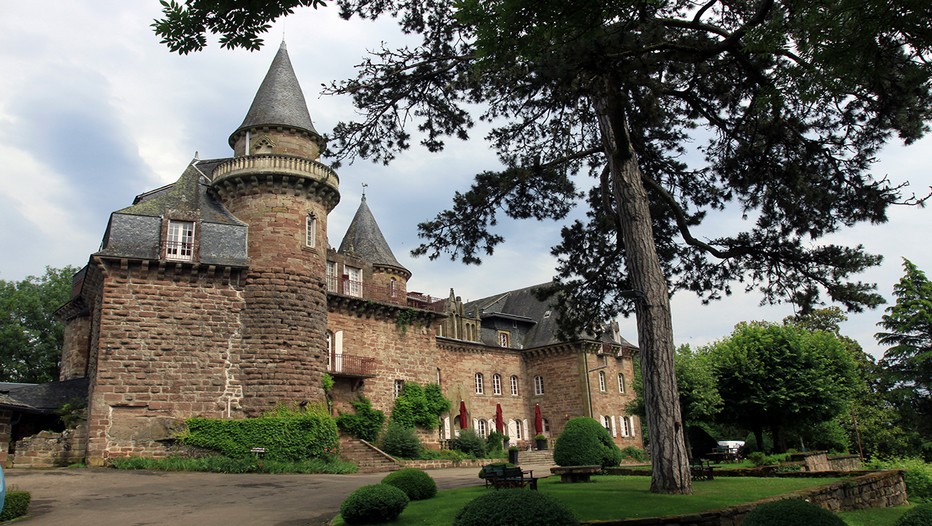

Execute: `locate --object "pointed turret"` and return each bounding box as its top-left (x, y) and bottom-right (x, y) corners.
top-left (228, 41), bottom-right (325, 159)
top-left (339, 196), bottom-right (409, 276)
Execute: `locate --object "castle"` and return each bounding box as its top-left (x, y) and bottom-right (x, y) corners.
top-left (1, 43), bottom-right (641, 466)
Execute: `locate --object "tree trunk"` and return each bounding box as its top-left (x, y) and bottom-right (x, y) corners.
top-left (753, 426), bottom-right (765, 453)
top-left (592, 81), bottom-right (692, 494)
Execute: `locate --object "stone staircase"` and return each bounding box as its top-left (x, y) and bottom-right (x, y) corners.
top-left (517, 449), bottom-right (554, 467)
top-left (339, 435), bottom-right (401, 473)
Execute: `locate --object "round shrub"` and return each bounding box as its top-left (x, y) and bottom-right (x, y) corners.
top-left (0, 490), bottom-right (31, 522)
top-left (893, 503), bottom-right (932, 526)
top-left (451, 429), bottom-right (487, 458)
top-left (553, 417), bottom-right (622, 468)
top-left (742, 499), bottom-right (845, 526)
top-left (340, 484), bottom-right (409, 524)
top-left (454, 489), bottom-right (579, 526)
top-left (620, 446), bottom-right (647, 462)
top-left (379, 422), bottom-right (422, 458)
top-left (382, 468), bottom-right (437, 500)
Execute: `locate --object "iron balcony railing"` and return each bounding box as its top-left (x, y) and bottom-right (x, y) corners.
top-left (328, 354), bottom-right (376, 377)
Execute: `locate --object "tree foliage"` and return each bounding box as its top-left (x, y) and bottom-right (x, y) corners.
top-left (0, 266), bottom-right (78, 382)
top-left (390, 382), bottom-right (451, 429)
top-left (709, 321), bottom-right (858, 453)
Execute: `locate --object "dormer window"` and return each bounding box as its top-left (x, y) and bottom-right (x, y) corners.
top-left (498, 331), bottom-right (510, 348)
top-left (165, 220), bottom-right (195, 261)
top-left (253, 135), bottom-right (274, 154)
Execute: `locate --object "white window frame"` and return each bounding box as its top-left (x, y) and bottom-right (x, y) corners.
top-left (534, 375), bottom-right (544, 395)
top-left (620, 416), bottom-right (630, 437)
top-left (326, 261), bottom-right (337, 292)
top-left (510, 375), bottom-right (519, 396)
top-left (492, 374), bottom-right (502, 395)
top-left (628, 416), bottom-right (636, 437)
top-left (394, 379), bottom-right (405, 398)
top-left (618, 373), bottom-right (626, 393)
top-left (498, 331), bottom-right (510, 348)
top-left (345, 266), bottom-right (363, 297)
top-left (166, 220), bottom-right (195, 261)
top-left (305, 214), bottom-right (316, 248)
top-left (601, 415), bottom-right (611, 432)
top-left (476, 419), bottom-right (487, 438)
top-left (514, 420), bottom-right (523, 440)
top-left (598, 370), bottom-right (606, 392)
top-left (475, 373), bottom-right (484, 395)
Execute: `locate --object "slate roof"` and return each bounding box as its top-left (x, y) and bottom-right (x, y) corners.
top-left (229, 41), bottom-right (319, 146)
top-left (114, 159), bottom-right (244, 226)
top-left (464, 283), bottom-right (638, 350)
top-left (0, 378), bottom-right (88, 414)
top-left (338, 196), bottom-right (409, 274)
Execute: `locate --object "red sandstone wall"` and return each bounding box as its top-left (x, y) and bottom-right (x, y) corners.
top-left (587, 352), bottom-right (643, 446)
top-left (86, 263), bottom-right (247, 464)
top-left (60, 316), bottom-right (91, 380)
top-left (0, 410), bottom-right (11, 467)
top-left (525, 351), bottom-right (588, 438)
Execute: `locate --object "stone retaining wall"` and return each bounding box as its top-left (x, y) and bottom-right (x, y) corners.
top-left (583, 470), bottom-right (906, 526)
top-left (13, 426), bottom-right (88, 468)
top-left (402, 458), bottom-right (502, 470)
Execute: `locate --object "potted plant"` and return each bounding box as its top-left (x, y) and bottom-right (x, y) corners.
top-left (502, 435), bottom-right (510, 450)
top-left (535, 434), bottom-right (548, 450)
top-left (508, 446), bottom-right (519, 464)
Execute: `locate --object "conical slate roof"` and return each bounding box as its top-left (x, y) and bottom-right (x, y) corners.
top-left (339, 197), bottom-right (409, 274)
top-left (229, 41), bottom-right (319, 146)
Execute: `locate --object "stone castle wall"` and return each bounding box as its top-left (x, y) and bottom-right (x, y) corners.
top-left (12, 425), bottom-right (88, 468)
top-left (85, 262), bottom-right (247, 464)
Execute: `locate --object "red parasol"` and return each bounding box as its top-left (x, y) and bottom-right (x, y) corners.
top-left (534, 404), bottom-right (544, 435)
top-left (495, 403), bottom-right (504, 434)
top-left (459, 400), bottom-right (468, 429)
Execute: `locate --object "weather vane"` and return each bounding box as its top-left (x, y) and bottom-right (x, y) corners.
top-left (361, 182), bottom-right (368, 200)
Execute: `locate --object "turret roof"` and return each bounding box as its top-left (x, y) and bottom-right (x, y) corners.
top-left (229, 41), bottom-right (319, 146)
top-left (338, 197), bottom-right (409, 274)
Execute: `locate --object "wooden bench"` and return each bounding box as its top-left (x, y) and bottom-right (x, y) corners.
top-left (690, 460), bottom-right (715, 481)
top-left (550, 465), bottom-right (602, 483)
top-left (479, 464), bottom-right (540, 490)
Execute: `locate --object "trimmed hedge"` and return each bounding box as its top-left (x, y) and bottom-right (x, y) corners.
top-left (454, 489), bottom-right (579, 526)
top-left (340, 484), bottom-right (409, 524)
top-left (893, 502), bottom-right (932, 526)
top-left (742, 499), bottom-right (845, 526)
top-left (380, 422), bottom-right (422, 458)
top-left (1, 490), bottom-right (31, 522)
top-left (382, 468), bottom-right (437, 500)
top-left (553, 417), bottom-right (622, 468)
top-left (179, 407), bottom-right (338, 462)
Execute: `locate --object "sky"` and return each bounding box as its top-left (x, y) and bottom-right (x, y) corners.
top-left (0, 2), bottom-right (929, 359)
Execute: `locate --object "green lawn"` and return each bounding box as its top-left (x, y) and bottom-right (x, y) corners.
top-left (332, 475), bottom-right (844, 525)
top-left (838, 504), bottom-right (914, 526)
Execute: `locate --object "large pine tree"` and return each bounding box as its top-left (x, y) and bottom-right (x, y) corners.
top-left (154, 0), bottom-right (932, 492)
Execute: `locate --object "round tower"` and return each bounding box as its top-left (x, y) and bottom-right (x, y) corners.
top-left (211, 42), bottom-right (339, 414)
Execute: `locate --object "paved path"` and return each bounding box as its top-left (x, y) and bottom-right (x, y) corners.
top-left (4, 461), bottom-right (554, 526)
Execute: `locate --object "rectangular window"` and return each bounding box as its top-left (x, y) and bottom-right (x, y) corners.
top-left (475, 373), bottom-right (484, 395)
top-left (498, 331), bottom-right (510, 348)
top-left (510, 375), bottom-right (519, 396)
top-left (326, 261), bottom-right (338, 292)
top-left (620, 416), bottom-right (630, 437)
top-left (345, 266), bottom-right (363, 297)
top-left (306, 214), bottom-right (316, 247)
top-left (492, 374), bottom-right (502, 395)
top-left (514, 420), bottom-right (522, 440)
top-left (165, 220), bottom-right (195, 261)
top-left (394, 379), bottom-right (405, 398)
top-left (599, 371), bottom-right (606, 392)
top-left (534, 375), bottom-right (544, 395)
top-left (618, 373), bottom-right (626, 393)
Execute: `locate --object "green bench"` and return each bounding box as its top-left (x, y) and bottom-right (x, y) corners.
top-left (479, 464), bottom-right (540, 490)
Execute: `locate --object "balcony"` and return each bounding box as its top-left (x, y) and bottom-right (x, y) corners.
top-left (328, 354), bottom-right (377, 378)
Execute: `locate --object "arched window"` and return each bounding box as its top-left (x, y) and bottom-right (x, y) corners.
top-left (477, 419), bottom-right (487, 437)
top-left (492, 374), bottom-right (502, 395)
top-left (601, 415), bottom-right (611, 431)
top-left (534, 375), bottom-right (544, 395)
top-left (510, 375), bottom-right (519, 396)
top-left (618, 373), bottom-right (626, 393)
top-left (598, 370), bottom-right (606, 392)
top-left (475, 373), bottom-right (484, 394)
top-left (514, 420), bottom-right (523, 440)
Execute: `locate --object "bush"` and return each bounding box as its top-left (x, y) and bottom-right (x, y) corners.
top-left (337, 396), bottom-right (385, 442)
top-left (450, 429), bottom-right (487, 458)
top-left (893, 502), bottom-right (932, 526)
top-left (391, 382), bottom-right (451, 430)
top-left (340, 484), bottom-right (409, 524)
top-left (0, 490), bottom-right (31, 522)
top-left (179, 405), bottom-right (338, 462)
top-left (417, 448), bottom-right (472, 462)
top-left (486, 431), bottom-right (506, 451)
top-left (380, 422), bottom-right (422, 458)
top-left (864, 457), bottom-right (931, 503)
top-left (742, 499), bottom-right (845, 526)
top-left (382, 468), bottom-right (437, 500)
top-left (553, 417), bottom-right (622, 468)
top-left (454, 489), bottom-right (579, 526)
top-left (620, 446), bottom-right (647, 462)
